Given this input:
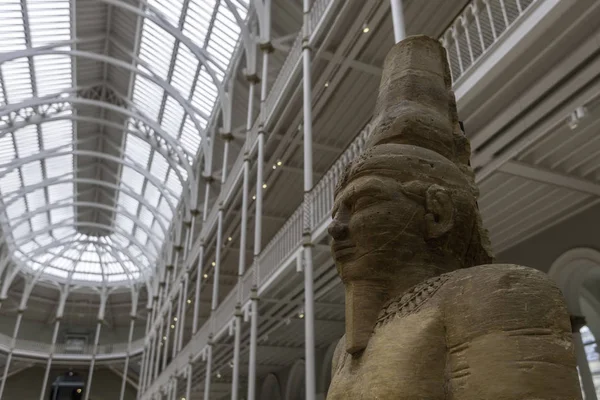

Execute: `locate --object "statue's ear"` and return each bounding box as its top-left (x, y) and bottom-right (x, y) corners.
top-left (424, 184), bottom-right (454, 239)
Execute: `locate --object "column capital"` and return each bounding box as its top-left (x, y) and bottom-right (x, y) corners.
top-left (259, 41), bottom-right (275, 53)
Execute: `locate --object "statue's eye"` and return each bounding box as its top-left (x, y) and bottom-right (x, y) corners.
top-left (353, 195), bottom-right (378, 211)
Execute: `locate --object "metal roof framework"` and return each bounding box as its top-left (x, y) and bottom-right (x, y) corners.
top-left (0, 0), bottom-right (250, 289)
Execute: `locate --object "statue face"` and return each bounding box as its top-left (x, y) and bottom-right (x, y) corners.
top-left (329, 144), bottom-right (470, 284)
top-left (329, 174), bottom-right (427, 283)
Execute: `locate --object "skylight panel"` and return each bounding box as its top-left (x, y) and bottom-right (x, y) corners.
top-left (12, 221), bottom-right (30, 240)
top-left (46, 155), bottom-right (73, 179)
top-left (117, 193), bottom-right (139, 217)
top-left (124, 134), bottom-right (151, 166)
top-left (183, 0), bottom-right (215, 47)
top-left (191, 68), bottom-right (218, 116)
top-left (2, 59), bottom-right (33, 103)
top-left (135, 228), bottom-right (148, 247)
top-left (139, 205), bottom-right (154, 228)
top-left (41, 119), bottom-right (72, 149)
top-left (149, 154), bottom-right (169, 183)
top-left (27, 0), bottom-right (71, 47)
top-left (171, 46), bottom-right (198, 98)
top-left (143, 183), bottom-right (161, 209)
top-left (14, 125), bottom-right (39, 158)
top-left (148, 0), bottom-right (184, 26)
top-left (115, 213), bottom-right (135, 236)
top-left (132, 77), bottom-right (164, 120)
top-left (161, 96), bottom-right (185, 140)
top-left (0, 0), bottom-right (26, 53)
top-left (158, 197), bottom-right (172, 221)
top-left (180, 116), bottom-right (202, 156)
top-left (48, 183), bottom-right (73, 203)
top-left (33, 53), bottom-right (72, 97)
top-left (0, 170), bottom-right (21, 194)
top-left (53, 226), bottom-right (73, 240)
top-left (138, 20), bottom-right (176, 81)
top-left (165, 168), bottom-right (183, 198)
top-left (50, 207), bottom-right (73, 225)
top-left (0, 133), bottom-right (16, 163)
top-left (6, 197), bottom-right (27, 221)
top-left (30, 211), bottom-right (48, 232)
top-left (21, 161), bottom-right (44, 187)
top-left (120, 167), bottom-right (145, 193)
top-left (151, 219), bottom-right (164, 241)
top-left (46, 267), bottom-right (69, 279)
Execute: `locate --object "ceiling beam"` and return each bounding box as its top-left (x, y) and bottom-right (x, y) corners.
top-left (499, 161), bottom-right (600, 197)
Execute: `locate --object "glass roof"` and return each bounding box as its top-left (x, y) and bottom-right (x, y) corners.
top-left (0, 0), bottom-right (248, 286)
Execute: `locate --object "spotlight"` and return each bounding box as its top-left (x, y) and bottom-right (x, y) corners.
top-left (203, 273), bottom-right (208, 279)
top-left (362, 23), bottom-right (370, 33)
top-left (276, 160), bottom-right (282, 166)
top-left (252, 195), bottom-right (256, 200)
top-left (187, 299), bottom-right (191, 304)
top-left (212, 261), bottom-right (216, 266)
top-left (173, 317), bottom-right (178, 322)
top-left (262, 183), bottom-right (267, 189)
top-left (216, 371), bottom-right (222, 379)
top-left (324, 81), bottom-right (329, 88)
top-left (272, 165), bottom-right (277, 170)
top-left (299, 312), bottom-right (305, 319)
top-left (228, 237), bottom-right (232, 242)
top-left (171, 324), bottom-right (175, 329)
top-left (163, 336), bottom-right (167, 341)
top-left (77, 389), bottom-right (82, 394)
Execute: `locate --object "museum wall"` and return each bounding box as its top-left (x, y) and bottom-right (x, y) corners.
top-left (497, 202), bottom-right (600, 273)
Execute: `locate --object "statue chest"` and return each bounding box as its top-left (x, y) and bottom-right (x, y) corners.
top-left (327, 306), bottom-right (447, 400)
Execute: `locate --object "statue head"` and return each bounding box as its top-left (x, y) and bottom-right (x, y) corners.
top-left (328, 35), bottom-right (493, 354)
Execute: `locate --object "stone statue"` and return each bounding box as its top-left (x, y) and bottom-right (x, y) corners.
top-left (326, 35), bottom-right (581, 399)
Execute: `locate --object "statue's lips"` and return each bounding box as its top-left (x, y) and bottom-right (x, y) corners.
top-left (332, 241), bottom-right (356, 261)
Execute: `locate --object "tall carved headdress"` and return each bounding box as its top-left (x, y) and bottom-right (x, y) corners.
top-left (338, 35), bottom-right (493, 267)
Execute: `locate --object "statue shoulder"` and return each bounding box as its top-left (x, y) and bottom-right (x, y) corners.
top-left (446, 263), bottom-right (562, 295)
top-left (440, 264), bottom-right (571, 337)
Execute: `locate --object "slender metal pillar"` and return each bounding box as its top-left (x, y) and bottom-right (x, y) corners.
top-left (390, 0), bottom-right (406, 43)
top-left (0, 279), bottom-right (36, 400)
top-left (119, 315), bottom-right (137, 400)
top-left (204, 343), bottom-right (213, 400)
top-left (83, 286), bottom-right (109, 400)
top-left (247, 292), bottom-right (259, 400)
top-left (0, 310), bottom-right (24, 400)
top-left (163, 302), bottom-right (173, 370)
top-left (185, 363), bottom-right (192, 400)
top-left (178, 274), bottom-right (189, 351)
top-left (171, 377), bottom-right (178, 400)
top-left (302, 1), bottom-right (317, 399)
top-left (39, 286), bottom-right (70, 400)
top-left (192, 243), bottom-right (205, 334)
top-left (154, 319), bottom-right (164, 380)
top-left (146, 335), bottom-right (157, 393)
top-left (172, 284), bottom-right (183, 357)
top-left (212, 208), bottom-right (225, 310)
top-left (140, 307), bottom-right (153, 395)
top-left (232, 310), bottom-right (242, 400)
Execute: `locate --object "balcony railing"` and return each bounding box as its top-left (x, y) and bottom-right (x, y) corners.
top-left (442, 0), bottom-right (536, 82)
top-left (143, 0), bottom-right (542, 396)
top-left (0, 332), bottom-right (145, 359)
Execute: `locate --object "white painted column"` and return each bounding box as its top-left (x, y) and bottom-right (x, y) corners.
top-left (204, 343), bottom-right (213, 400)
top-left (39, 286), bottom-right (70, 400)
top-left (154, 319), bottom-right (164, 380)
top-left (120, 289), bottom-right (139, 400)
top-left (185, 363), bottom-right (193, 400)
top-left (83, 287), bottom-right (109, 400)
top-left (302, 1), bottom-right (317, 399)
top-left (390, 0), bottom-right (406, 43)
top-left (146, 334), bottom-right (157, 393)
top-left (173, 284), bottom-right (183, 358)
top-left (0, 310), bottom-right (24, 400)
top-left (178, 273), bottom-right (189, 351)
top-left (139, 306), bottom-right (154, 396)
top-left (163, 302), bottom-right (174, 370)
top-left (192, 243), bottom-right (205, 334)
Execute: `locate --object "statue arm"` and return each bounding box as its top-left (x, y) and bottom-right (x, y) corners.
top-left (445, 265), bottom-right (581, 400)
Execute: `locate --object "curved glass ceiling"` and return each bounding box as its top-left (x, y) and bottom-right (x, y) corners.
top-left (0, 0), bottom-right (248, 286)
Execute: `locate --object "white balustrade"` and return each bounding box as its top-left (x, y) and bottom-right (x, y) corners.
top-left (443, 0), bottom-right (536, 82)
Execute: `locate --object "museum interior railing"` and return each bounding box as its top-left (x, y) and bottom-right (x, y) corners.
top-left (0, 331), bottom-right (144, 359)
top-left (142, 0), bottom-right (541, 396)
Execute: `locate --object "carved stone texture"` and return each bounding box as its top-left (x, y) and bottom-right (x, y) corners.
top-left (326, 35), bottom-right (581, 399)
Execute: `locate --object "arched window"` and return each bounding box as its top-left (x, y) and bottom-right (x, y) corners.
top-left (580, 325), bottom-right (600, 398)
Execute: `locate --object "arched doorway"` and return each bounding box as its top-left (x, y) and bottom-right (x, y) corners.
top-left (285, 360), bottom-right (305, 400)
top-left (260, 373), bottom-right (282, 400)
top-left (549, 248), bottom-right (600, 399)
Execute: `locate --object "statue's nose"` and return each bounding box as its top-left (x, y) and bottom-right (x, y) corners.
top-left (328, 217), bottom-right (349, 241)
